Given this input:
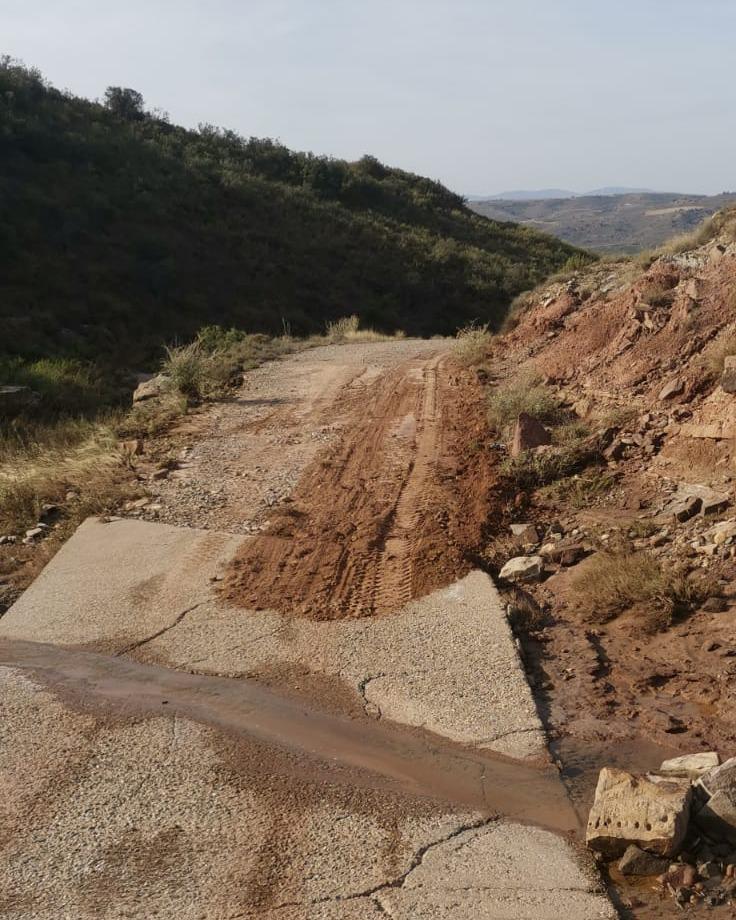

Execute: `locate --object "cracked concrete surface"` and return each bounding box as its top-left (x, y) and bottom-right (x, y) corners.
top-left (0, 517), bottom-right (616, 917)
top-left (1, 518), bottom-right (545, 759)
top-left (0, 665), bottom-right (613, 919)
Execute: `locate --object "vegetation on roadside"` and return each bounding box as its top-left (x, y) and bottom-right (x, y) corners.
top-left (499, 437), bottom-right (601, 491)
top-left (0, 57), bottom-right (582, 368)
top-left (538, 468), bottom-right (616, 509)
top-left (487, 370), bottom-right (563, 435)
top-left (451, 322), bottom-right (493, 366)
top-left (702, 328), bottom-right (736, 379)
top-left (0, 319), bottom-right (398, 537)
top-left (570, 550), bottom-right (713, 631)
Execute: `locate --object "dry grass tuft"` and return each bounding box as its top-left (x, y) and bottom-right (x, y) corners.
top-left (702, 329), bottom-right (736, 379)
top-left (324, 315), bottom-right (397, 344)
top-left (487, 370), bottom-right (562, 435)
top-left (570, 550), bottom-right (711, 631)
top-left (452, 322), bottom-right (493, 366)
top-left (0, 417), bottom-right (138, 534)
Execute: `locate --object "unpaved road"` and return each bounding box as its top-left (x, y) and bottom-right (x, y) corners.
top-left (0, 341), bottom-right (616, 919)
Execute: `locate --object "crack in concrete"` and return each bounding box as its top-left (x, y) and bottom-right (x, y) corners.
top-left (269, 816), bottom-right (497, 911)
top-left (181, 624), bottom-right (285, 668)
top-left (475, 725), bottom-right (542, 745)
top-left (115, 602), bottom-right (203, 656)
top-left (356, 672), bottom-right (386, 719)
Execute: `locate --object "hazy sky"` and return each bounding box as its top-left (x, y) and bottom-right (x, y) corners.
top-left (4, 0), bottom-right (735, 196)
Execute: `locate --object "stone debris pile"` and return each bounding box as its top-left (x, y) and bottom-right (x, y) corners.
top-left (587, 754), bottom-right (736, 909)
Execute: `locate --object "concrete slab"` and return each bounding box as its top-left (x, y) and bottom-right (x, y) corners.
top-left (0, 516), bottom-right (616, 918)
top-left (0, 665), bottom-right (615, 919)
top-left (1, 517), bottom-right (545, 758)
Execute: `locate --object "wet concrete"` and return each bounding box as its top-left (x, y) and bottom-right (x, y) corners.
top-left (0, 638), bottom-right (580, 837)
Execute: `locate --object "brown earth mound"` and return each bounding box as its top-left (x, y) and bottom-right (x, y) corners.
top-left (222, 355), bottom-right (499, 619)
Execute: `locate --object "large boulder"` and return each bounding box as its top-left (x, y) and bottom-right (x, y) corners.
top-left (132, 374), bottom-right (171, 403)
top-left (510, 412), bottom-right (551, 458)
top-left (498, 555), bottom-right (544, 583)
top-left (0, 385), bottom-right (40, 416)
top-left (586, 767), bottom-right (693, 857)
top-left (699, 757), bottom-right (736, 798)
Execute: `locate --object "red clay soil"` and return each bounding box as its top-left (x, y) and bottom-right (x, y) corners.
top-left (222, 355), bottom-right (499, 619)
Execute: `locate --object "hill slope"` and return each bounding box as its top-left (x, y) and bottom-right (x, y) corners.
top-left (0, 59), bottom-right (583, 364)
top-left (470, 191), bottom-right (736, 254)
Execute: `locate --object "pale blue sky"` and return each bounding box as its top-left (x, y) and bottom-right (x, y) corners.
top-left (4, 0), bottom-right (735, 195)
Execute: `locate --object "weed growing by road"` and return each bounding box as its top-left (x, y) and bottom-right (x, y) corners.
top-left (487, 370), bottom-right (562, 435)
top-left (452, 322), bottom-right (493, 366)
top-left (570, 550), bottom-right (712, 631)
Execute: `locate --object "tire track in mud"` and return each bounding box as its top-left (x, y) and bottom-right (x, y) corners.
top-left (369, 359), bottom-right (440, 615)
top-left (222, 353), bottom-right (497, 620)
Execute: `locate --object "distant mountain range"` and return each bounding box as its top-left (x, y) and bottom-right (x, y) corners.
top-left (469, 191), bottom-right (736, 253)
top-left (470, 186), bottom-right (656, 202)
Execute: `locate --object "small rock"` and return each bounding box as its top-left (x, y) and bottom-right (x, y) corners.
top-left (510, 413), bottom-right (552, 458)
top-left (603, 438), bottom-right (626, 461)
top-left (702, 596), bottom-right (728, 613)
top-left (659, 752), bottom-right (720, 780)
top-left (22, 526), bottom-right (46, 545)
top-left (697, 860), bottom-right (722, 880)
top-left (619, 844), bottom-right (670, 877)
top-left (546, 542), bottom-right (585, 566)
top-left (0, 535), bottom-right (17, 545)
top-left (498, 555), bottom-right (544, 583)
top-left (710, 521), bottom-right (736, 545)
top-left (133, 374), bottom-right (170, 403)
top-left (659, 379), bottom-right (685, 401)
top-left (510, 522), bottom-right (540, 549)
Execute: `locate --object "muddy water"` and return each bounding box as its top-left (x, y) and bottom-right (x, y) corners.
top-left (1, 638), bottom-right (579, 836)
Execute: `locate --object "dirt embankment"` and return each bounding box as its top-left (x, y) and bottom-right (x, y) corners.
top-left (481, 213), bottom-right (736, 917)
top-left (222, 355), bottom-right (499, 619)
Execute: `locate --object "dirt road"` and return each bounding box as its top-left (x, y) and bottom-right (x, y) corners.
top-left (0, 341), bottom-right (615, 919)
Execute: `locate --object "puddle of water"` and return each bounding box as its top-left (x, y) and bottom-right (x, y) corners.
top-left (1, 639), bottom-right (579, 836)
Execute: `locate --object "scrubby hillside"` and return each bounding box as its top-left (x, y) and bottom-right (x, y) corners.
top-left (0, 57), bottom-right (584, 364)
top-left (470, 191), bottom-right (736, 254)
